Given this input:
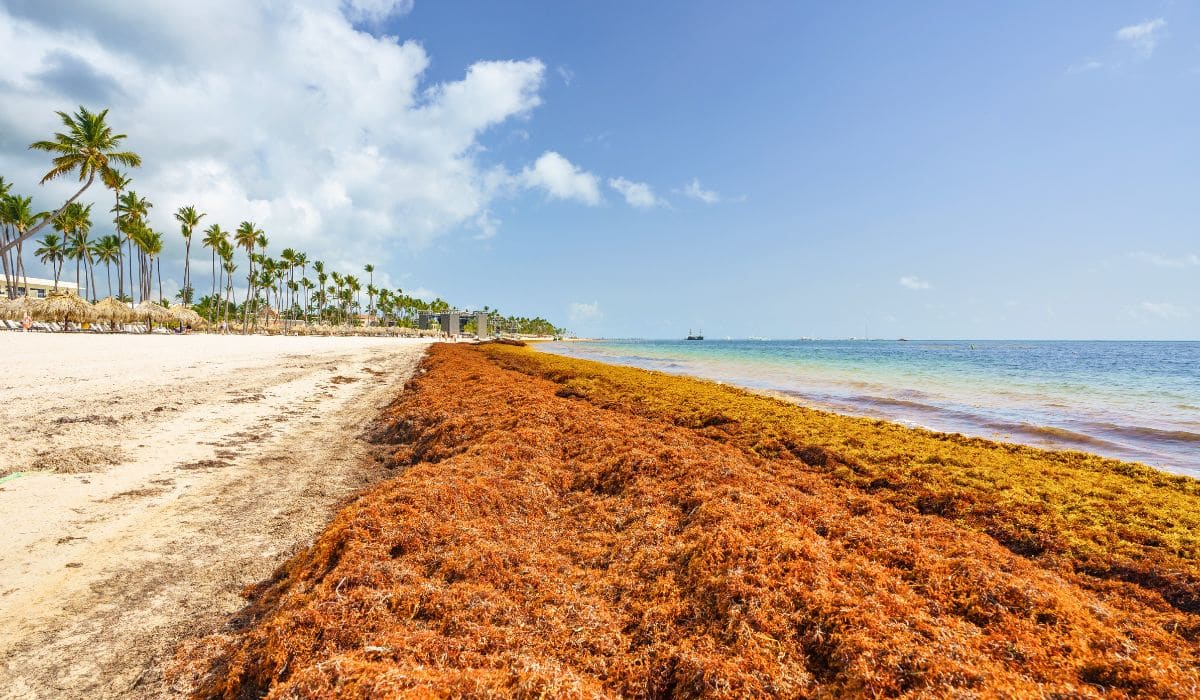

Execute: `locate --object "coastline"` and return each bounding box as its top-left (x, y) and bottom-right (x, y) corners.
top-left (176, 343), bottom-right (1200, 697)
top-left (534, 339), bottom-right (1200, 475)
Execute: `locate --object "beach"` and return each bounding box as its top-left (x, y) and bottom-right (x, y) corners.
top-left (0, 334), bottom-right (432, 698)
top-left (175, 343), bottom-right (1200, 698)
top-left (3, 337), bottom-right (1199, 697)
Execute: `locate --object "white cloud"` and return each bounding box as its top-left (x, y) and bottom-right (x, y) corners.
top-left (568, 301), bottom-right (602, 323)
top-left (473, 211), bottom-right (500, 240)
top-left (899, 276), bottom-right (932, 291)
top-left (520, 151), bottom-right (602, 205)
top-left (1067, 59), bottom-right (1104, 74)
top-left (1140, 301), bottom-right (1189, 319)
top-left (1116, 18), bottom-right (1167, 57)
top-left (405, 286), bottom-right (438, 301)
top-left (342, 0), bottom-right (414, 22)
top-left (1133, 251), bottom-right (1200, 268)
top-left (680, 178), bottom-right (720, 204)
top-left (556, 65), bottom-right (575, 86)
top-left (0, 0), bottom-right (617, 283)
top-left (608, 177), bottom-right (660, 208)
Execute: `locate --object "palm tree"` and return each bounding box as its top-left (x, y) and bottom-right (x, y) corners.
top-left (201, 224), bottom-right (227, 322)
top-left (279, 248), bottom-right (296, 322)
top-left (294, 252), bottom-right (308, 322)
top-left (144, 229), bottom-right (164, 303)
top-left (218, 240), bottom-right (236, 327)
top-left (300, 277), bottom-right (314, 323)
top-left (34, 233), bottom-right (65, 291)
top-left (5, 106), bottom-right (141, 258)
top-left (0, 182), bottom-right (14, 297)
top-left (91, 234), bottom-right (122, 298)
top-left (62, 203), bottom-right (95, 297)
top-left (104, 169), bottom-right (132, 299)
top-left (363, 263), bottom-right (374, 325)
top-left (173, 205), bottom-right (205, 304)
top-left (234, 222), bottom-right (259, 332)
top-left (312, 260), bottom-right (326, 323)
top-left (116, 190), bottom-right (150, 302)
top-left (2, 194), bottom-right (44, 298)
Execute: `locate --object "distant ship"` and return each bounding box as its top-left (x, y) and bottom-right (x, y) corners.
top-left (686, 329), bottom-right (704, 341)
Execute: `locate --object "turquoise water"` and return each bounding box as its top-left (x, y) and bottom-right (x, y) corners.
top-left (539, 340), bottom-right (1200, 476)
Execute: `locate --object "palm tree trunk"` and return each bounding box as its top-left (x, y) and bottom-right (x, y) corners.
top-left (183, 239), bottom-right (190, 302)
top-left (106, 261), bottom-right (113, 298)
top-left (16, 239), bottom-right (29, 298)
top-left (241, 257), bottom-right (253, 334)
top-left (1, 233), bottom-right (12, 300)
top-left (156, 257), bottom-right (163, 303)
top-left (114, 191), bottom-right (123, 299)
top-left (210, 250), bottom-right (217, 323)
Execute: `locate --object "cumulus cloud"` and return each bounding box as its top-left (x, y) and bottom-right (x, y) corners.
top-left (520, 152), bottom-right (602, 205)
top-left (568, 301), bottom-right (602, 323)
top-left (899, 276), bottom-right (932, 291)
top-left (1116, 18), bottom-right (1167, 57)
top-left (0, 0), bottom-right (615, 282)
top-left (1133, 251), bottom-right (1200, 268)
top-left (1139, 301), bottom-right (1189, 319)
top-left (679, 178), bottom-right (720, 204)
top-left (608, 177), bottom-right (660, 208)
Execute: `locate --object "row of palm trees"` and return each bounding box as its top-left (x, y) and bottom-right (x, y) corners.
top-left (2, 105), bottom-right (568, 336)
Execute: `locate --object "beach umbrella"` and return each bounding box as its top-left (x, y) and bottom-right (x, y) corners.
top-left (93, 297), bottom-right (138, 324)
top-left (135, 300), bottom-right (174, 325)
top-left (0, 295), bottom-right (34, 321)
top-left (169, 304), bottom-right (208, 328)
top-left (30, 291), bottom-right (96, 324)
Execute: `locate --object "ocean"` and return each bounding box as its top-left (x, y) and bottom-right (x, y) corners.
top-left (539, 339), bottom-right (1200, 476)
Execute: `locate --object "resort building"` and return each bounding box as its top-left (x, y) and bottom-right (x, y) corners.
top-left (4, 277), bottom-right (84, 299)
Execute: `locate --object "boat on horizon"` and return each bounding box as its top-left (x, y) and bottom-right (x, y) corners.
top-left (686, 329), bottom-right (704, 341)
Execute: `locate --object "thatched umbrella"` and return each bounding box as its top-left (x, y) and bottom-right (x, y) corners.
top-left (0, 295), bottom-right (34, 321)
top-left (169, 304), bottom-right (208, 329)
top-left (93, 297), bottom-right (138, 325)
top-left (30, 291), bottom-right (96, 325)
top-left (135, 300), bottom-right (174, 328)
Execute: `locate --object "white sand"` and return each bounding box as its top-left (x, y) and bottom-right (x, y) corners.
top-left (0, 333), bottom-right (433, 698)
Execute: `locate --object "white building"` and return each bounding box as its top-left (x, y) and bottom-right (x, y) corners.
top-left (4, 276), bottom-right (84, 299)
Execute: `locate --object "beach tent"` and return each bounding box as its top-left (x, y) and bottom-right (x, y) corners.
top-left (93, 297), bottom-right (138, 324)
top-left (30, 291), bottom-right (95, 325)
top-left (169, 304), bottom-right (208, 329)
top-left (135, 300), bottom-right (174, 329)
top-left (0, 296), bottom-right (34, 321)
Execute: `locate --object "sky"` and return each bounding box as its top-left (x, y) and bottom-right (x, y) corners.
top-left (0, 0), bottom-right (1197, 339)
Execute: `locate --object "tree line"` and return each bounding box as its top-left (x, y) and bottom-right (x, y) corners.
top-left (1, 106), bottom-right (566, 336)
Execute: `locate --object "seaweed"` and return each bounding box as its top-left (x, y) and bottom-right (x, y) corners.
top-left (173, 344), bottom-right (1200, 698)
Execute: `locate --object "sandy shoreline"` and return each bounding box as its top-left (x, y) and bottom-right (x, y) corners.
top-left (0, 334), bottom-right (432, 698)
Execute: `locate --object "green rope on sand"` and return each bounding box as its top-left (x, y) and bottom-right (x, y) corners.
top-left (0, 472), bottom-right (26, 485)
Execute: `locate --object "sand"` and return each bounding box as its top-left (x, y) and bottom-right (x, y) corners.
top-left (0, 333), bottom-right (433, 698)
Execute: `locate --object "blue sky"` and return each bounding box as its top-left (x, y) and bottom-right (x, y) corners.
top-left (1, 1), bottom-right (1197, 338)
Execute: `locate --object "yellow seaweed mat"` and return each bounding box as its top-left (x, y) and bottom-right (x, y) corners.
top-left (174, 343), bottom-right (1200, 698)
